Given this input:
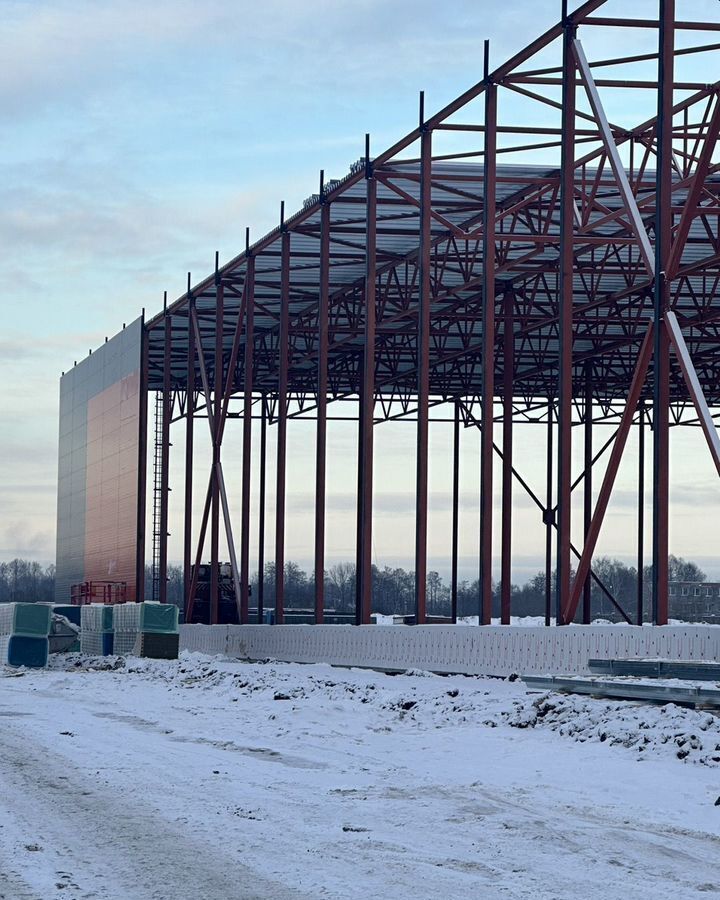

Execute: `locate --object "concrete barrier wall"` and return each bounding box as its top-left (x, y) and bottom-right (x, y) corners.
top-left (179, 624), bottom-right (720, 676)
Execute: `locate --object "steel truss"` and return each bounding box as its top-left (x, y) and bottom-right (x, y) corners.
top-left (142, 1), bottom-right (720, 626)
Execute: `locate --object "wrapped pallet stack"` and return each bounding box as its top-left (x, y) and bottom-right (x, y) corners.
top-left (80, 604), bottom-right (114, 656)
top-left (113, 602), bottom-right (179, 659)
top-left (0, 603), bottom-right (52, 668)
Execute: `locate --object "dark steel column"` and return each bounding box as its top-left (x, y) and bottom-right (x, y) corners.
top-left (315, 195), bottom-right (330, 623)
top-left (240, 256), bottom-right (255, 624)
top-left (275, 227), bottom-right (290, 625)
top-left (652, 0), bottom-right (674, 626)
top-left (556, 16), bottom-right (577, 625)
top-left (450, 399), bottom-right (460, 624)
top-left (545, 405), bottom-right (554, 626)
top-left (159, 314), bottom-right (171, 604)
top-left (210, 282), bottom-right (224, 624)
top-left (183, 304), bottom-right (195, 615)
top-left (637, 400), bottom-right (645, 625)
top-left (500, 294), bottom-right (513, 625)
top-left (257, 394), bottom-right (267, 623)
top-left (480, 52), bottom-right (497, 627)
top-left (356, 149), bottom-right (376, 626)
top-left (414, 121), bottom-right (432, 625)
top-left (582, 362), bottom-right (593, 624)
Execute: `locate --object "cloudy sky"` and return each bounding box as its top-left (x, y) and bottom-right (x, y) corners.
top-left (3, 0), bottom-right (720, 583)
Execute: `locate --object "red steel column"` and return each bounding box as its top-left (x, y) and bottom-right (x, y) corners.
top-left (637, 400), bottom-right (645, 625)
top-left (450, 399), bottom-right (460, 623)
top-left (315, 192), bottom-right (330, 623)
top-left (240, 255), bottom-right (255, 623)
top-left (500, 293), bottom-right (513, 625)
top-left (159, 313), bottom-right (171, 605)
top-left (556, 16), bottom-right (576, 625)
top-left (582, 362), bottom-right (593, 624)
top-left (257, 394), bottom-right (267, 623)
top-left (356, 148), bottom-right (376, 625)
top-left (480, 52), bottom-right (497, 627)
top-left (544, 405), bottom-right (554, 626)
top-left (275, 226), bottom-right (290, 625)
top-left (210, 281), bottom-right (223, 624)
top-left (652, 0), bottom-right (674, 626)
top-left (414, 119), bottom-right (432, 625)
top-left (183, 303), bottom-right (195, 615)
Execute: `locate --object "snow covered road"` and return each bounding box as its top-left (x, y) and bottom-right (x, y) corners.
top-left (1, 653), bottom-right (719, 899)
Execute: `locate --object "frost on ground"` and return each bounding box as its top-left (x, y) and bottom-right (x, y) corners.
top-left (1, 653), bottom-right (719, 900)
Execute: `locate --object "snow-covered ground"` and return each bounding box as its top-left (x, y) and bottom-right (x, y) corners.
top-left (1, 653), bottom-right (719, 899)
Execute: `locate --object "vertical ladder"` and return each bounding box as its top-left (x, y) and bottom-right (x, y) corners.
top-left (151, 391), bottom-right (164, 602)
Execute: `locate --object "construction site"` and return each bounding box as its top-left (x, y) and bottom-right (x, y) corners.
top-left (3, 3), bottom-right (720, 898)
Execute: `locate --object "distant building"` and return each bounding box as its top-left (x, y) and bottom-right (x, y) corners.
top-left (668, 582), bottom-right (720, 623)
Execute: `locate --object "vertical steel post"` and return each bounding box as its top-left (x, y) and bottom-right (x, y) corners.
top-left (356, 144), bottom-right (376, 626)
top-left (240, 255), bottom-right (255, 624)
top-left (500, 293), bottom-right (513, 625)
top-left (159, 314), bottom-right (171, 604)
top-left (637, 400), bottom-right (645, 624)
top-left (545, 404), bottom-right (554, 626)
top-left (315, 192), bottom-right (330, 624)
top-left (451, 399), bottom-right (460, 624)
top-left (275, 227), bottom-right (290, 625)
top-left (652, 0), bottom-right (674, 626)
top-left (414, 116), bottom-right (432, 625)
top-left (480, 46), bottom-right (497, 627)
top-left (582, 362), bottom-right (593, 624)
top-left (183, 302), bottom-right (195, 615)
top-left (210, 281), bottom-right (223, 624)
top-left (556, 15), bottom-right (576, 625)
top-left (258, 393), bottom-right (267, 623)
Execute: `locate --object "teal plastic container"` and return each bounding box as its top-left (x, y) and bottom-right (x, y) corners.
top-left (0, 635), bottom-right (49, 668)
top-left (114, 602), bottom-right (179, 634)
top-left (0, 603), bottom-right (52, 637)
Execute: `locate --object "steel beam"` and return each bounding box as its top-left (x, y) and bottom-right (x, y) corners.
top-left (240, 256), bottom-right (255, 623)
top-left (556, 18), bottom-right (577, 625)
top-left (315, 199), bottom-right (330, 623)
top-left (637, 400), bottom-right (645, 625)
top-left (666, 310), bottom-right (720, 475)
top-left (275, 229), bottom-right (290, 625)
top-left (652, 0), bottom-right (674, 627)
top-left (451, 399), bottom-right (460, 624)
top-left (565, 327), bottom-right (654, 623)
top-left (414, 126), bottom-right (432, 625)
top-left (210, 283), bottom-right (223, 624)
top-left (356, 158), bottom-right (376, 625)
top-left (582, 362), bottom-right (592, 624)
top-left (183, 307), bottom-right (195, 615)
top-left (479, 67), bottom-right (497, 626)
top-left (500, 293), bottom-right (513, 625)
top-left (258, 394), bottom-right (267, 623)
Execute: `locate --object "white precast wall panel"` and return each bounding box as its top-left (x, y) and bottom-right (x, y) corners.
top-left (179, 625), bottom-right (720, 676)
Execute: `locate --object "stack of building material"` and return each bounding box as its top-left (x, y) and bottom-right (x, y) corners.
top-left (113, 602), bottom-right (179, 659)
top-left (80, 604), bottom-right (114, 656)
top-left (0, 603), bottom-right (52, 668)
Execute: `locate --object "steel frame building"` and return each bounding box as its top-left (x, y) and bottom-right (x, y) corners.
top-left (125, 0), bottom-right (720, 627)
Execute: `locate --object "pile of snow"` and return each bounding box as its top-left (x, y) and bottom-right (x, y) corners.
top-left (43, 650), bottom-right (720, 768)
top-left (493, 692), bottom-right (720, 766)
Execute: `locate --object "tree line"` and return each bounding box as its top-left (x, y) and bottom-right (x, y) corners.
top-left (0, 555), bottom-right (711, 622)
